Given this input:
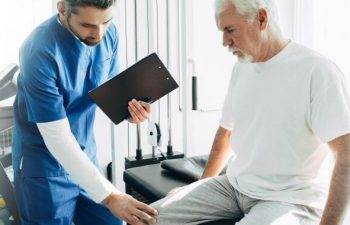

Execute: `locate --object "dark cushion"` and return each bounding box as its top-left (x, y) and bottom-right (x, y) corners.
top-left (124, 164), bottom-right (189, 202)
top-left (160, 155), bottom-right (228, 182)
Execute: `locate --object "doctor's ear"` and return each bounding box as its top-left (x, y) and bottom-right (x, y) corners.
top-left (57, 1), bottom-right (66, 16)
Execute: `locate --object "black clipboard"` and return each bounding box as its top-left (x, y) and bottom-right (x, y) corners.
top-left (88, 53), bottom-right (179, 125)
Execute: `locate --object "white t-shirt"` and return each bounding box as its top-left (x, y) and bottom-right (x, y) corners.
top-left (220, 41), bottom-right (350, 209)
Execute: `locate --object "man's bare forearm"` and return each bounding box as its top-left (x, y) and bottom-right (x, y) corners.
top-left (320, 134), bottom-right (350, 225)
top-left (201, 126), bottom-right (232, 179)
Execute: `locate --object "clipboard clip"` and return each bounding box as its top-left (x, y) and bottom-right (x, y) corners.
top-left (141, 97), bottom-right (153, 104)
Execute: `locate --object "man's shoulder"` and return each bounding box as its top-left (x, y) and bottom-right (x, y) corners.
top-left (289, 42), bottom-right (330, 63)
top-left (290, 43), bottom-right (344, 82)
top-left (279, 42), bottom-right (337, 76)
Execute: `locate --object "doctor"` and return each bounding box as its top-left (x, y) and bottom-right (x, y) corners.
top-left (12, 0), bottom-right (157, 225)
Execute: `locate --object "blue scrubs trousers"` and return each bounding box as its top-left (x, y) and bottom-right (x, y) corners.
top-left (14, 172), bottom-right (122, 225)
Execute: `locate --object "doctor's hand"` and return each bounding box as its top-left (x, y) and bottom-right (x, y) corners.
top-left (102, 191), bottom-right (158, 225)
top-left (128, 99), bottom-right (151, 124)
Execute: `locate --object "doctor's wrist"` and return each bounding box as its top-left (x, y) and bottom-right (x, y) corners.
top-left (101, 191), bottom-right (124, 206)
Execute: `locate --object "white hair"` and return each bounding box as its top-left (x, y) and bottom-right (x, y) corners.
top-left (214, 0), bottom-right (281, 35)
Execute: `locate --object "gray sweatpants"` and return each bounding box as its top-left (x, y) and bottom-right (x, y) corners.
top-left (151, 175), bottom-right (322, 225)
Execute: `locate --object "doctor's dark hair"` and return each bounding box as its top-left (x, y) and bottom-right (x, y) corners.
top-left (62, 0), bottom-right (116, 15)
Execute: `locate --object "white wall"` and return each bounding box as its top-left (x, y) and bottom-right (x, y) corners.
top-left (0, 0), bottom-right (53, 70)
top-left (0, 0), bottom-right (54, 105)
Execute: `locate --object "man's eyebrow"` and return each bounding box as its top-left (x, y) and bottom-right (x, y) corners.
top-left (222, 26), bottom-right (233, 31)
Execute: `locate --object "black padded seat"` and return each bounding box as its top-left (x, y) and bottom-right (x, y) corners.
top-left (123, 163), bottom-right (240, 225)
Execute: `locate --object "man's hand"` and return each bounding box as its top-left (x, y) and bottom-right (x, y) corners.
top-left (102, 192), bottom-right (158, 225)
top-left (128, 99), bottom-right (151, 124)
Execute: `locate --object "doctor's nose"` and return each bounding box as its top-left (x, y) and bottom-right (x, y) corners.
top-left (92, 25), bottom-right (105, 41)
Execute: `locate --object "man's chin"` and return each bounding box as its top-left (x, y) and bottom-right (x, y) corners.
top-left (237, 55), bottom-right (253, 64)
top-left (229, 50), bottom-right (253, 63)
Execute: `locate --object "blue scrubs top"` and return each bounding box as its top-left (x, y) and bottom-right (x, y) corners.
top-left (12, 15), bottom-right (119, 177)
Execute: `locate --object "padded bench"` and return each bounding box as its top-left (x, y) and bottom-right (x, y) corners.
top-left (123, 163), bottom-right (240, 225)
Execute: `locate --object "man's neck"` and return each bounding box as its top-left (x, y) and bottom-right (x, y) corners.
top-left (257, 32), bottom-right (290, 62)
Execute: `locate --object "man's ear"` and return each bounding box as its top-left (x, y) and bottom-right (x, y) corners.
top-left (257, 8), bottom-right (268, 31)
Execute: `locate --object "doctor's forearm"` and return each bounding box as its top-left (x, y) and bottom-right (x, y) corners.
top-left (37, 119), bottom-right (117, 202)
